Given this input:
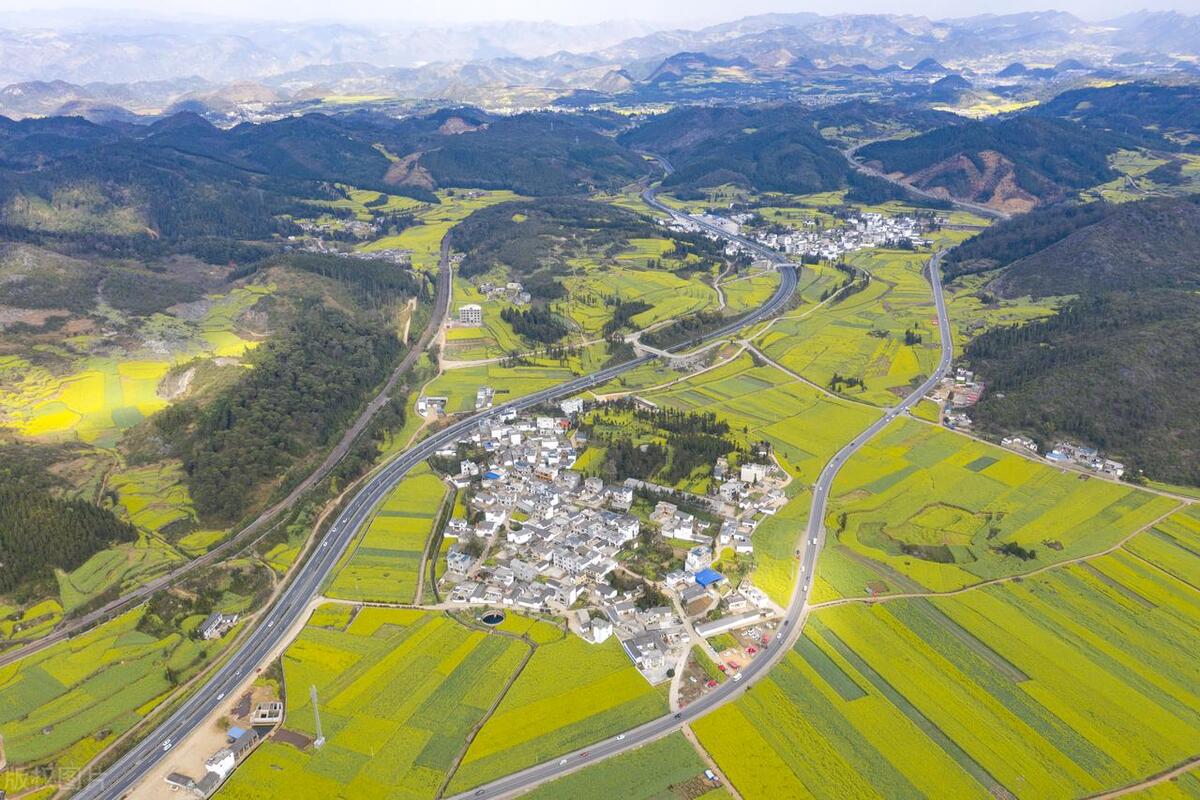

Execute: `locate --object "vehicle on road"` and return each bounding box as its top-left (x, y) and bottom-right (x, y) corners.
top-left (732, 672), bottom-right (743, 682)
top-left (616, 734), bottom-right (625, 740)
top-left (705, 769), bottom-right (718, 782)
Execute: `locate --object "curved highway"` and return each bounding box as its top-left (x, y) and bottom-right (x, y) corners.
top-left (76, 187), bottom-right (798, 800)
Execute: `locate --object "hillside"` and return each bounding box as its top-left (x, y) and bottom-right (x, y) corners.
top-left (953, 194), bottom-right (1200, 486)
top-left (620, 103), bottom-right (922, 201)
top-left (966, 291), bottom-right (1200, 486)
top-left (857, 116), bottom-right (1130, 211)
top-left (988, 195), bottom-right (1200, 297)
top-left (0, 109), bottom-right (648, 259)
top-left (1034, 82), bottom-right (1200, 150)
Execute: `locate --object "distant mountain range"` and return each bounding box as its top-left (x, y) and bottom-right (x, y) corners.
top-left (0, 10), bottom-right (1198, 121)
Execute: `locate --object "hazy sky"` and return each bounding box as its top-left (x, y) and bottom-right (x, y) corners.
top-left (2, 0), bottom-right (1199, 25)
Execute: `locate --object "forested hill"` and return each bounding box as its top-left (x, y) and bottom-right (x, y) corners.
top-left (448, 196), bottom-right (727, 288)
top-left (856, 116), bottom-right (1131, 212)
top-left (966, 291), bottom-right (1200, 486)
top-left (990, 196), bottom-right (1200, 297)
top-left (619, 104), bottom-right (920, 202)
top-left (0, 108), bottom-right (648, 259)
top-left (972, 195), bottom-right (1200, 298)
top-left (1032, 82), bottom-right (1200, 151)
top-left (0, 445), bottom-right (137, 596)
top-left (956, 194), bottom-right (1200, 486)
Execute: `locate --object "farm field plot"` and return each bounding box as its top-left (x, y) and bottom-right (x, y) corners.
top-left (721, 270), bottom-right (781, 315)
top-left (326, 465), bottom-right (448, 604)
top-left (0, 599), bottom-right (63, 642)
top-left (447, 634), bottom-right (668, 793)
top-left (695, 529), bottom-right (1200, 800)
top-left (557, 266), bottom-right (719, 335)
top-left (755, 248), bottom-right (942, 406)
top-left (640, 353), bottom-right (879, 604)
top-left (443, 279), bottom-right (527, 361)
top-left (359, 190), bottom-right (522, 272)
top-left (0, 607), bottom-right (223, 784)
top-left (217, 608), bottom-right (529, 800)
top-left (817, 418), bottom-right (1179, 601)
top-left (522, 733), bottom-right (721, 800)
top-left (108, 460), bottom-right (197, 534)
top-left (55, 531), bottom-right (183, 613)
top-left (424, 343), bottom-right (609, 413)
top-left (0, 284), bottom-right (271, 446)
top-left (942, 273), bottom-right (1061, 353)
top-left (646, 353), bottom-right (880, 485)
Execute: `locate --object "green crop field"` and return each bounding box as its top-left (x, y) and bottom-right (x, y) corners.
top-left (557, 266), bottom-right (720, 336)
top-left (326, 465), bottom-right (448, 604)
top-left (55, 531), bottom-right (184, 613)
top-left (694, 507), bottom-right (1200, 799)
top-left (722, 270), bottom-right (781, 315)
top-left (522, 732), bottom-right (721, 800)
top-left (942, 273), bottom-right (1061, 353)
top-left (424, 343), bottom-right (609, 413)
top-left (755, 248), bottom-right (942, 406)
top-left (817, 418), bottom-right (1179, 601)
top-left (447, 634), bottom-right (668, 793)
top-left (0, 599), bottom-right (63, 642)
top-left (443, 278), bottom-right (528, 361)
top-left (359, 190), bottom-right (522, 272)
top-left (629, 353), bottom-right (878, 604)
top-left (217, 608), bottom-right (529, 800)
top-left (0, 606), bottom-right (228, 784)
top-left (646, 353), bottom-right (880, 485)
top-left (0, 283), bottom-right (271, 447)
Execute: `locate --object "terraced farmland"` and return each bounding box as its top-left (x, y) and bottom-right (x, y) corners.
top-left (694, 507), bottom-right (1200, 799)
top-left (216, 608), bottom-right (530, 800)
top-left (326, 465), bottom-right (449, 604)
top-left (446, 634), bottom-right (669, 793)
top-left (817, 418), bottom-right (1179, 601)
top-left (0, 606), bottom-right (227, 786)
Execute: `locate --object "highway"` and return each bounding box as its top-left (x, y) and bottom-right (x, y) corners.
top-left (75, 189), bottom-right (798, 800)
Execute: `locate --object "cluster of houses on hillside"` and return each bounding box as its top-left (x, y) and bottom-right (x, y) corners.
top-left (477, 280), bottom-right (532, 306)
top-left (438, 406), bottom-right (786, 682)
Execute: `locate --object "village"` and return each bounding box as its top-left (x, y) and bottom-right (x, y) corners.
top-left (659, 207), bottom-right (937, 261)
top-left (435, 402), bottom-right (790, 685)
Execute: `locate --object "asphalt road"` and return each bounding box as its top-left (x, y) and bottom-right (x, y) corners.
top-left (75, 197), bottom-right (798, 800)
top-left (0, 243), bottom-right (453, 669)
top-left (441, 249), bottom-right (956, 800)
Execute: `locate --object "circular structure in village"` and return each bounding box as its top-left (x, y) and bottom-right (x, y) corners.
top-left (480, 610), bottom-right (505, 626)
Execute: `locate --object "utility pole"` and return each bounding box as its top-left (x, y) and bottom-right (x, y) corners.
top-left (311, 685), bottom-right (325, 749)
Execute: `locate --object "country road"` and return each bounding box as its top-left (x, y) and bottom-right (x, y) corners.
top-left (73, 180), bottom-right (799, 800)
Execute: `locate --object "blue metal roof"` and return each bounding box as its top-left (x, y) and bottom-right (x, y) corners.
top-left (695, 568), bottom-right (724, 587)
